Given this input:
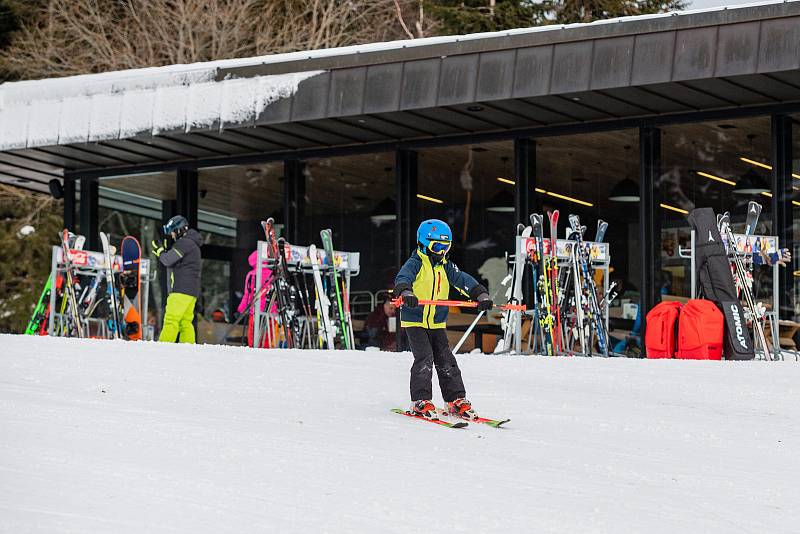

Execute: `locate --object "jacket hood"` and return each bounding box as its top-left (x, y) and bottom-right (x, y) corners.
top-left (248, 250), bottom-right (258, 268)
top-left (185, 228), bottom-right (203, 247)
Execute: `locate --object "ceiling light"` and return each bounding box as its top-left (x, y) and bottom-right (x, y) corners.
top-left (545, 190), bottom-right (593, 207)
top-left (761, 191), bottom-right (773, 198)
top-left (793, 200), bottom-right (800, 207)
top-left (497, 177), bottom-right (515, 185)
top-left (486, 190), bottom-right (515, 213)
top-left (370, 197), bottom-right (397, 224)
top-left (534, 187), bottom-right (546, 194)
top-left (696, 171), bottom-right (735, 186)
top-left (660, 203), bottom-right (688, 215)
top-left (740, 156), bottom-right (800, 180)
top-left (417, 193), bottom-right (443, 204)
top-left (608, 178), bottom-right (639, 202)
top-left (740, 157), bottom-right (771, 170)
top-left (733, 169), bottom-right (770, 195)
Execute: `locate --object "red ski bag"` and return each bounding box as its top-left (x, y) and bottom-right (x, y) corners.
top-left (645, 301), bottom-right (682, 358)
top-left (676, 299), bottom-right (724, 360)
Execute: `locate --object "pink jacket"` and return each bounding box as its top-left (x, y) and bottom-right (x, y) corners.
top-left (237, 250), bottom-right (275, 315)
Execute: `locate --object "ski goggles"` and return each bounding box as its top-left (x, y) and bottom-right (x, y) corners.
top-left (427, 240), bottom-right (452, 254)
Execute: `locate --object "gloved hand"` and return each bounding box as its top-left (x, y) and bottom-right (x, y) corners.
top-left (151, 239), bottom-right (167, 258)
top-left (476, 293), bottom-right (493, 311)
top-left (401, 290), bottom-right (418, 308)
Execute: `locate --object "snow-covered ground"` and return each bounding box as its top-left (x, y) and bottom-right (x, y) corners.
top-left (1, 335), bottom-right (798, 533)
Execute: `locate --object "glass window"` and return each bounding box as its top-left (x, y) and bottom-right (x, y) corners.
top-left (417, 141), bottom-right (515, 280)
top-left (792, 116), bottom-right (800, 323)
top-left (199, 162), bottom-right (283, 247)
top-left (99, 171), bottom-right (175, 330)
top-left (198, 162), bottom-right (283, 325)
top-left (537, 130), bottom-right (640, 352)
top-left (660, 117), bottom-right (773, 302)
top-left (303, 152), bottom-right (395, 293)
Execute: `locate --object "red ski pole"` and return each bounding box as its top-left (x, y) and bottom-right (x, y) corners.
top-left (391, 297), bottom-right (525, 311)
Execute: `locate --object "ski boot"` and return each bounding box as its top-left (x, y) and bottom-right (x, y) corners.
top-left (411, 399), bottom-right (437, 420)
top-left (446, 398), bottom-right (477, 421)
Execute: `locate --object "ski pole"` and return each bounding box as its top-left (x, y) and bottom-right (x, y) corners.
top-left (453, 310), bottom-right (485, 354)
top-left (391, 298), bottom-right (525, 311)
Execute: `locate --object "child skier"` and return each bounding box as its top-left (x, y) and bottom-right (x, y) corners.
top-left (236, 250), bottom-right (275, 348)
top-left (152, 215), bottom-right (202, 343)
top-left (393, 219), bottom-right (492, 420)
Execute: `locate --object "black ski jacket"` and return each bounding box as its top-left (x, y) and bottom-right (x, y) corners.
top-left (159, 229), bottom-right (203, 298)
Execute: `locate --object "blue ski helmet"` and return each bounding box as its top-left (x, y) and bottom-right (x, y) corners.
top-left (163, 215), bottom-right (189, 238)
top-left (417, 219), bottom-right (452, 256)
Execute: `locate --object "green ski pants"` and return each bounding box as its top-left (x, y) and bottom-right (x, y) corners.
top-left (159, 293), bottom-right (197, 343)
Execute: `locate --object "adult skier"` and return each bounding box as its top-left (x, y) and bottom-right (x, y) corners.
top-left (152, 215), bottom-right (202, 343)
top-left (393, 219), bottom-right (492, 421)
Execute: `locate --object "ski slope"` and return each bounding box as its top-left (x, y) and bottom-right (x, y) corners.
top-left (1, 335), bottom-right (798, 533)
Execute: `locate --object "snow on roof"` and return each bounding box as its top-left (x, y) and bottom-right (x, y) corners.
top-left (0, 69), bottom-right (323, 151)
top-left (0, 0), bottom-right (791, 151)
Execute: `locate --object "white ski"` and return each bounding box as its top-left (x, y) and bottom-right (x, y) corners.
top-left (100, 232), bottom-right (121, 340)
top-left (309, 244), bottom-right (335, 350)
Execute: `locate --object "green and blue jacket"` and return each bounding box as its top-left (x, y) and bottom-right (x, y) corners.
top-left (394, 249), bottom-right (486, 329)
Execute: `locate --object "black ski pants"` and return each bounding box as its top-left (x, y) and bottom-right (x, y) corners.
top-left (405, 327), bottom-right (466, 402)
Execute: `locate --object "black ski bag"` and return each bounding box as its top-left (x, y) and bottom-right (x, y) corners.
top-left (687, 208), bottom-right (754, 360)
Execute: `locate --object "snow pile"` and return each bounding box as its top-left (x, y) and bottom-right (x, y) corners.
top-left (0, 69), bottom-right (322, 150)
top-left (2, 335), bottom-right (799, 533)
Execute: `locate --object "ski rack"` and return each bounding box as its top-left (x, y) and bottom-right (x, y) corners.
top-left (47, 246), bottom-right (151, 340)
top-left (678, 231), bottom-right (789, 360)
top-left (253, 240), bottom-right (360, 349)
top-left (512, 236), bottom-right (611, 356)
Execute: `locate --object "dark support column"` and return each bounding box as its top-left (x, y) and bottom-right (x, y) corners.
top-left (63, 177), bottom-right (76, 232)
top-left (176, 168), bottom-right (199, 230)
top-left (395, 149), bottom-right (418, 352)
top-left (79, 177), bottom-right (99, 251)
top-left (772, 115), bottom-right (793, 317)
top-left (283, 159), bottom-right (306, 243)
top-left (161, 199), bottom-right (177, 227)
top-left (396, 149), bottom-right (418, 270)
top-left (639, 126), bottom-right (662, 347)
top-left (514, 138), bottom-right (537, 222)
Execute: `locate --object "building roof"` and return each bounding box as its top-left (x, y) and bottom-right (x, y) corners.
top-left (1, 0), bottom-right (799, 192)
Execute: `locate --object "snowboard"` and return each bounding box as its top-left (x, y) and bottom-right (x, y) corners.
top-left (120, 236), bottom-right (142, 340)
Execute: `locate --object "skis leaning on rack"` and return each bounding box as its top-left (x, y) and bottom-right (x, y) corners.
top-left (717, 201), bottom-right (772, 360)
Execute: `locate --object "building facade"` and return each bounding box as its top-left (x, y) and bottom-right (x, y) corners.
top-left (1, 2), bottom-right (799, 339)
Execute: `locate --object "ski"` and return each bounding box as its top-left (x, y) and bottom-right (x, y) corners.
top-left (25, 277), bottom-right (53, 335)
top-left (391, 409), bottom-right (468, 428)
top-left (547, 210), bottom-right (562, 353)
top-left (320, 229), bottom-right (350, 349)
top-left (309, 244), bottom-right (335, 349)
top-left (437, 409), bottom-right (510, 428)
top-left (595, 219), bottom-right (609, 243)
top-left (59, 229), bottom-right (85, 338)
top-left (99, 231), bottom-right (121, 339)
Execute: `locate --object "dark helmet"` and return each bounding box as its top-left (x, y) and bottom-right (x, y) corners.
top-left (163, 215), bottom-right (189, 238)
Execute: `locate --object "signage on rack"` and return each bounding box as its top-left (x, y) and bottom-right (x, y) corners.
top-left (729, 234), bottom-right (778, 255)
top-left (518, 237), bottom-right (609, 262)
top-left (55, 247), bottom-right (121, 271)
top-left (257, 241), bottom-right (360, 272)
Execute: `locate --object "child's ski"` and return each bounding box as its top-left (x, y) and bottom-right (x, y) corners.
top-left (437, 409), bottom-right (510, 428)
top-left (391, 409), bottom-right (468, 428)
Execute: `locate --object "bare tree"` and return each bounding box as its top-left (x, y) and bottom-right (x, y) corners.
top-left (0, 0), bottom-right (419, 80)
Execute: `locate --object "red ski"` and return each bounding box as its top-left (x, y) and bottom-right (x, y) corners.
top-left (391, 408), bottom-right (468, 428)
top-left (437, 409), bottom-right (510, 428)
